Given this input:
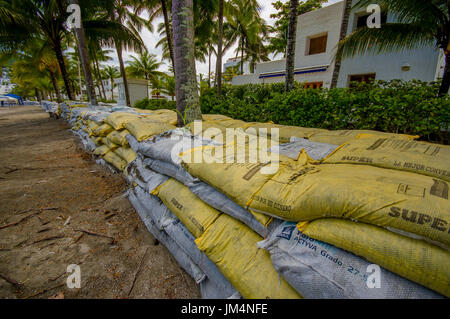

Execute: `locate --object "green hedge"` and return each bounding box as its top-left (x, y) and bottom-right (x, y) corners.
top-left (134, 98), bottom-right (176, 110)
top-left (200, 80), bottom-right (449, 144)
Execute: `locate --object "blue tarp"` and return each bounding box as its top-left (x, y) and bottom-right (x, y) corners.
top-left (4, 93), bottom-right (23, 105)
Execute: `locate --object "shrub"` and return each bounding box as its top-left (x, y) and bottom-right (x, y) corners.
top-left (134, 98), bottom-right (176, 110)
top-left (200, 80), bottom-right (449, 144)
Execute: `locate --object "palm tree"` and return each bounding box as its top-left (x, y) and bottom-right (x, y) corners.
top-left (6, 42), bottom-right (60, 101)
top-left (172, 0), bottom-right (202, 125)
top-left (268, 0), bottom-right (325, 58)
top-left (336, 0), bottom-right (450, 96)
top-left (223, 0), bottom-right (270, 75)
top-left (285, 0), bottom-right (299, 92)
top-left (330, 0), bottom-right (353, 89)
top-left (135, 0), bottom-right (175, 71)
top-left (161, 74), bottom-right (176, 100)
top-left (216, 0), bottom-right (224, 96)
top-left (71, 0), bottom-right (98, 105)
top-left (97, 0), bottom-right (146, 106)
top-left (102, 65), bottom-right (120, 100)
top-left (126, 52), bottom-right (165, 82)
top-left (0, 0), bottom-right (75, 99)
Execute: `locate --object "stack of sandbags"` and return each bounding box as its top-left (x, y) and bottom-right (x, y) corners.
top-left (56, 103), bottom-right (447, 299)
top-left (180, 136), bottom-right (449, 298)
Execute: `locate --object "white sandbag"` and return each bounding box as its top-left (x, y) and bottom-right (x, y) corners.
top-left (128, 190), bottom-right (206, 284)
top-left (130, 187), bottom-right (238, 297)
top-left (143, 158), bottom-right (197, 186)
top-left (258, 222), bottom-right (443, 299)
top-left (270, 137), bottom-right (339, 160)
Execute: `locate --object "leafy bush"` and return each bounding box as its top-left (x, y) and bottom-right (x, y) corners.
top-left (134, 98), bottom-right (176, 110)
top-left (200, 80), bottom-right (449, 143)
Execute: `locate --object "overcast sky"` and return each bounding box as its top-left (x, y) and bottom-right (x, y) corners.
top-left (107, 0), bottom-right (342, 76)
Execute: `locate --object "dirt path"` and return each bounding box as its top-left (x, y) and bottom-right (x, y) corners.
top-left (0, 105), bottom-right (200, 299)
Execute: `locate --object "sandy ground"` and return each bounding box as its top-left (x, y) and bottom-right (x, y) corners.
top-left (0, 105), bottom-right (200, 299)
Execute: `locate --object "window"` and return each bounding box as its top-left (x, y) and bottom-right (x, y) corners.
top-left (355, 12), bottom-right (387, 30)
top-left (303, 82), bottom-right (323, 89)
top-left (349, 73), bottom-right (376, 87)
top-left (307, 34), bottom-right (328, 55)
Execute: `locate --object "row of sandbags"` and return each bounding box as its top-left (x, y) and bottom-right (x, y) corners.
top-left (43, 101), bottom-right (448, 298)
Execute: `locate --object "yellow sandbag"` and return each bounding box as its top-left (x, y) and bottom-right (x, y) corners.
top-left (196, 214), bottom-right (302, 299)
top-left (249, 160), bottom-right (450, 247)
top-left (210, 119), bottom-right (248, 129)
top-left (101, 137), bottom-right (119, 151)
top-left (103, 151), bottom-right (127, 171)
top-left (92, 123), bottom-right (114, 137)
top-left (202, 114), bottom-right (232, 121)
top-left (308, 130), bottom-right (418, 145)
top-left (70, 103), bottom-right (88, 109)
top-left (105, 112), bottom-right (142, 130)
top-left (86, 120), bottom-right (99, 134)
top-left (133, 108), bottom-right (154, 114)
top-left (323, 136), bottom-right (450, 182)
top-left (188, 121), bottom-right (228, 142)
top-left (114, 147), bottom-right (137, 164)
top-left (180, 144), bottom-right (285, 209)
top-left (152, 113), bottom-right (178, 126)
top-left (151, 179), bottom-right (221, 238)
top-left (242, 123), bottom-right (327, 143)
top-left (106, 130), bottom-right (131, 146)
top-left (93, 145), bottom-right (110, 156)
top-left (90, 136), bottom-right (102, 146)
top-left (298, 219), bottom-right (450, 297)
top-left (125, 119), bottom-right (176, 142)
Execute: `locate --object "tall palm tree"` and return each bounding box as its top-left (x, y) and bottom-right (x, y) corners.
top-left (102, 65), bottom-right (120, 100)
top-left (161, 74), bottom-right (176, 100)
top-left (97, 0), bottom-right (146, 106)
top-left (71, 0), bottom-right (98, 104)
top-left (126, 51), bottom-right (165, 82)
top-left (336, 0), bottom-right (450, 96)
top-left (224, 0), bottom-right (270, 75)
top-left (216, 0), bottom-right (224, 96)
top-left (172, 0), bottom-right (202, 125)
top-left (330, 0), bottom-right (352, 89)
top-left (0, 0), bottom-right (75, 99)
top-left (135, 0), bottom-right (175, 71)
top-left (285, 0), bottom-right (299, 92)
top-left (268, 0), bottom-right (325, 59)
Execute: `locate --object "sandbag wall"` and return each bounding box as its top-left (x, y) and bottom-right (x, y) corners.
top-left (41, 101), bottom-right (448, 299)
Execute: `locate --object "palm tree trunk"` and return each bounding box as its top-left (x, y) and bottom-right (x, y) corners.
top-left (93, 51), bottom-right (107, 100)
top-left (172, 0), bottom-right (202, 126)
top-left (216, 0), bottom-right (224, 97)
top-left (438, 53), bottom-right (450, 97)
top-left (48, 69), bottom-right (62, 103)
top-left (70, 4), bottom-right (97, 105)
top-left (285, 0), bottom-right (299, 92)
top-left (35, 89), bottom-right (41, 102)
top-left (53, 40), bottom-right (74, 100)
top-left (110, 78), bottom-right (114, 100)
top-left (330, 0), bottom-right (352, 89)
top-left (161, 0), bottom-right (175, 72)
top-left (241, 38), bottom-right (244, 74)
top-left (115, 42), bottom-right (131, 107)
top-left (208, 52), bottom-right (212, 86)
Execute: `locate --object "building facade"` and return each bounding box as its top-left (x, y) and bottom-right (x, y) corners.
top-left (232, 1), bottom-right (444, 88)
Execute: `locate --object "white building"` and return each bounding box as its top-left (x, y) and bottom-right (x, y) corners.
top-left (223, 57), bottom-right (251, 75)
top-left (232, 1), bottom-right (444, 88)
